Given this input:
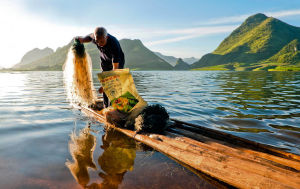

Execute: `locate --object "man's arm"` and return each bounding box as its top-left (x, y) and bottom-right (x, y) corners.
top-left (75, 33), bottom-right (93, 43)
top-left (113, 63), bottom-right (119, 70)
top-left (111, 41), bottom-right (122, 70)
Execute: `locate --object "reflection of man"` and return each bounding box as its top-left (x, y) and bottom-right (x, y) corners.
top-left (66, 126), bottom-right (136, 189)
top-left (95, 129), bottom-right (136, 189)
top-left (76, 27), bottom-right (125, 108)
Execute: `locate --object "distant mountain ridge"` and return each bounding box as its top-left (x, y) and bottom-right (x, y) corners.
top-left (191, 13), bottom-right (300, 71)
top-left (13, 42), bottom-right (72, 71)
top-left (154, 52), bottom-right (198, 66)
top-left (120, 39), bottom-right (173, 70)
top-left (12, 39), bottom-right (173, 71)
top-left (173, 58), bottom-right (190, 70)
top-left (11, 13), bottom-right (300, 71)
top-left (13, 47), bottom-right (54, 69)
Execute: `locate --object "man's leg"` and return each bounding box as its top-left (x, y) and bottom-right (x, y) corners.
top-left (103, 92), bottom-right (110, 108)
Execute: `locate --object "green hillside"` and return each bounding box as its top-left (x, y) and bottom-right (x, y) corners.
top-left (192, 13), bottom-right (300, 71)
top-left (266, 39), bottom-right (300, 64)
top-left (119, 39), bottom-right (173, 70)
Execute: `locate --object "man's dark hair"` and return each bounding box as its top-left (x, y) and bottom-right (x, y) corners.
top-left (94, 27), bottom-right (107, 38)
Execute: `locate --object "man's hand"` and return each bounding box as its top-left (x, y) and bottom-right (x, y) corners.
top-left (74, 35), bottom-right (93, 43)
top-left (113, 63), bottom-right (119, 70)
top-left (74, 36), bottom-right (83, 43)
top-left (98, 86), bottom-right (104, 93)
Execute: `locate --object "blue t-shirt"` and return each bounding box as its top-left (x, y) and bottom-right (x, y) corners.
top-left (88, 33), bottom-right (125, 71)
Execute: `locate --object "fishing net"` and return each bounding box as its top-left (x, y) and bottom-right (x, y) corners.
top-left (63, 40), bottom-right (97, 107)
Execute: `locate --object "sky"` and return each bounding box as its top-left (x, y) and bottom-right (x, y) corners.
top-left (1, 0), bottom-right (300, 68)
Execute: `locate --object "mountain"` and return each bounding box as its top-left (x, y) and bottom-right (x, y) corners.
top-left (173, 58), bottom-right (190, 70)
top-left (12, 39), bottom-right (173, 71)
top-left (13, 47), bottom-right (54, 69)
top-left (266, 39), bottom-right (300, 64)
top-left (183, 57), bottom-right (198, 64)
top-left (154, 52), bottom-right (178, 66)
top-left (119, 39), bottom-right (173, 70)
top-left (12, 42), bottom-right (72, 71)
top-left (191, 13), bottom-right (300, 71)
top-left (154, 52), bottom-right (198, 65)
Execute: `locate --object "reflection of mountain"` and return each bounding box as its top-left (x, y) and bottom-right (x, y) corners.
top-left (215, 71), bottom-right (299, 120)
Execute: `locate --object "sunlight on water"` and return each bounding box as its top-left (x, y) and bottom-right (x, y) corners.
top-left (0, 73), bottom-right (27, 98)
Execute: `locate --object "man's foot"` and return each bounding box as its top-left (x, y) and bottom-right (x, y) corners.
top-left (89, 101), bottom-right (104, 110)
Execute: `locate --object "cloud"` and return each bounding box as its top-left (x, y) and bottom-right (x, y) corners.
top-left (266, 9), bottom-right (300, 18)
top-left (200, 15), bottom-right (250, 25)
top-left (145, 25), bottom-right (237, 46)
top-left (140, 9), bottom-right (300, 47)
top-left (197, 9), bottom-right (300, 26)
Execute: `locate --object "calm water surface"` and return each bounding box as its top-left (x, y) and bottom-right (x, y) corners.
top-left (0, 71), bottom-right (299, 188)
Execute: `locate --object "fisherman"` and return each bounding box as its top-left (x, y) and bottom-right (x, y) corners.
top-left (75, 27), bottom-right (125, 108)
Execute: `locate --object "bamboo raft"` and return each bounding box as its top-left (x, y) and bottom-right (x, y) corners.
top-left (78, 106), bottom-right (300, 189)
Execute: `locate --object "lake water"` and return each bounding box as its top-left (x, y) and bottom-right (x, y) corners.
top-left (0, 71), bottom-right (299, 188)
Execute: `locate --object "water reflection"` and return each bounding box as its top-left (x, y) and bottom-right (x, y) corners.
top-left (1, 71), bottom-right (299, 187)
top-left (215, 72), bottom-right (300, 119)
top-left (96, 129), bottom-right (136, 189)
top-left (66, 125), bottom-right (137, 189)
top-left (212, 71), bottom-right (300, 153)
top-left (66, 125), bottom-right (97, 188)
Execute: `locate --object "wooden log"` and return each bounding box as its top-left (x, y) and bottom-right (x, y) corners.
top-left (164, 155), bottom-right (232, 189)
top-left (170, 118), bottom-right (300, 161)
top-left (115, 128), bottom-right (300, 189)
top-left (79, 107), bottom-right (300, 189)
top-left (166, 127), bottom-right (300, 172)
top-left (150, 133), bottom-right (300, 187)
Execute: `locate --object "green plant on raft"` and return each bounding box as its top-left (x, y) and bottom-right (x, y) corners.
top-left (111, 92), bottom-right (139, 113)
top-left (72, 39), bottom-right (85, 58)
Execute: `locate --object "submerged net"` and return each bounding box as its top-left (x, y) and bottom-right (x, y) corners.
top-left (63, 40), bottom-right (96, 107)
